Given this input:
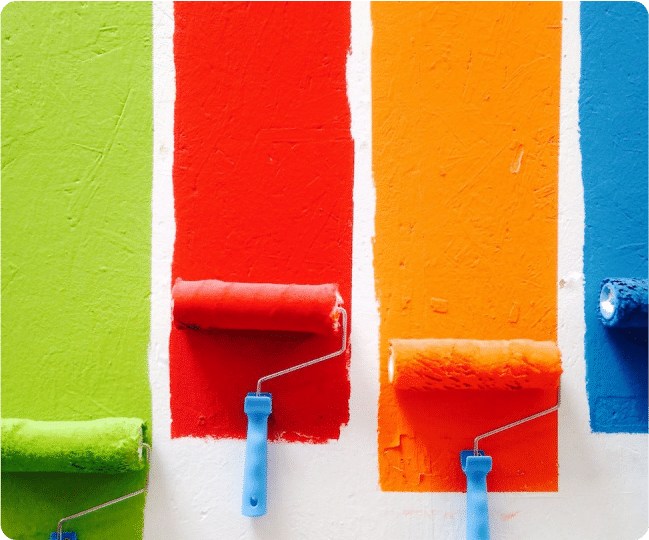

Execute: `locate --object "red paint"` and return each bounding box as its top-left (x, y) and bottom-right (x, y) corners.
top-left (170, 1), bottom-right (353, 442)
top-left (172, 279), bottom-right (341, 334)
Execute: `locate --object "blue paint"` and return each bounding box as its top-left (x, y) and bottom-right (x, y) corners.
top-left (580, 2), bottom-right (648, 433)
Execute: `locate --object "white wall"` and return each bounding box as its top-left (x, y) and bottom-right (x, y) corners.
top-left (144, 3), bottom-right (647, 539)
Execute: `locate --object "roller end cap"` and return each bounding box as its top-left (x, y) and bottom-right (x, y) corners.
top-left (600, 280), bottom-right (622, 325)
top-left (599, 278), bottom-right (648, 328)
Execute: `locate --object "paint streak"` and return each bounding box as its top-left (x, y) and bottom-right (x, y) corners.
top-left (372, 2), bottom-right (561, 492)
top-left (170, 2), bottom-right (353, 442)
top-left (580, 2), bottom-right (648, 433)
top-left (1, 2), bottom-right (152, 538)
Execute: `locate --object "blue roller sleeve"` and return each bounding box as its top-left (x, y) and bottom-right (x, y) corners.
top-left (599, 278), bottom-right (648, 328)
top-left (461, 451), bottom-right (492, 540)
top-left (242, 392), bottom-right (272, 517)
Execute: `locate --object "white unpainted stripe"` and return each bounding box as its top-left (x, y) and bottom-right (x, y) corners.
top-left (145, 2), bottom-right (177, 538)
top-left (557, 0), bottom-right (588, 448)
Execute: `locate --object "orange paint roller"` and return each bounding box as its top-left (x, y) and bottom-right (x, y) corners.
top-left (172, 278), bottom-right (347, 517)
top-left (388, 338), bottom-right (561, 540)
top-left (388, 338), bottom-right (562, 391)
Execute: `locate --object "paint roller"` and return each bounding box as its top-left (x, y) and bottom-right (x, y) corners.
top-left (1, 417), bottom-right (150, 539)
top-left (172, 278), bottom-right (347, 517)
top-left (599, 278), bottom-right (648, 328)
top-left (2, 417), bottom-right (146, 473)
top-left (388, 338), bottom-right (562, 540)
top-left (172, 278), bottom-right (341, 334)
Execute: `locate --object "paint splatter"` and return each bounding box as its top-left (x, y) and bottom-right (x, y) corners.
top-left (510, 144), bottom-right (524, 173)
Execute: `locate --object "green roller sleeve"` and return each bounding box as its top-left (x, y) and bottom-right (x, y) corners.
top-left (1, 418), bottom-right (146, 473)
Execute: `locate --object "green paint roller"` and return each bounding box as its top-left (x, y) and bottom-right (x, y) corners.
top-left (2, 417), bottom-right (149, 540)
top-left (1, 418), bottom-right (146, 473)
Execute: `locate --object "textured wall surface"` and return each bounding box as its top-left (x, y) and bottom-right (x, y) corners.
top-left (580, 0), bottom-right (648, 434)
top-left (2, 2), bottom-right (647, 540)
top-left (1, 3), bottom-right (152, 539)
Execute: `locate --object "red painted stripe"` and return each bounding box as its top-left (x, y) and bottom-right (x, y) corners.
top-left (170, 1), bottom-right (353, 442)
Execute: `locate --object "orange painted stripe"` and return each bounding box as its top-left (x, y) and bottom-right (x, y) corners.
top-left (372, 2), bottom-right (562, 492)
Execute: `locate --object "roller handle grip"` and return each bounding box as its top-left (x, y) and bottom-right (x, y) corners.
top-left (462, 454), bottom-right (492, 540)
top-left (242, 393), bottom-right (272, 517)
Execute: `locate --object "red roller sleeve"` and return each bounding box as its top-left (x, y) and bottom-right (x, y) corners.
top-left (172, 279), bottom-right (341, 334)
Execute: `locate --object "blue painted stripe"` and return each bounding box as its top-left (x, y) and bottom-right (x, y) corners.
top-left (580, 1), bottom-right (648, 433)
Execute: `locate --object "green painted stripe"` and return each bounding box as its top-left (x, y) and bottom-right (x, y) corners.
top-left (2, 2), bottom-right (152, 539)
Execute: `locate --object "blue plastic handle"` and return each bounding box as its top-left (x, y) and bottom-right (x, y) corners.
top-left (461, 451), bottom-right (492, 540)
top-left (242, 392), bottom-right (272, 517)
top-left (49, 533), bottom-right (77, 540)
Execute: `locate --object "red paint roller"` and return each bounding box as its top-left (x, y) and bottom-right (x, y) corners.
top-left (172, 278), bottom-right (347, 517)
top-left (388, 338), bottom-right (562, 540)
top-left (172, 278), bottom-right (341, 334)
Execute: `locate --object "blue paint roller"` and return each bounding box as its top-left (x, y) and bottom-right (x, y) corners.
top-left (172, 279), bottom-right (348, 517)
top-left (599, 278), bottom-right (648, 328)
top-left (459, 395), bottom-right (561, 540)
top-left (241, 307), bottom-right (347, 517)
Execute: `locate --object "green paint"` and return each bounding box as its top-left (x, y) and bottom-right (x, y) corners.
top-left (2, 418), bottom-right (146, 474)
top-left (2, 2), bottom-right (152, 539)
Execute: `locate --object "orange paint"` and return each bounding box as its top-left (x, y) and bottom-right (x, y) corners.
top-left (372, 2), bottom-right (562, 492)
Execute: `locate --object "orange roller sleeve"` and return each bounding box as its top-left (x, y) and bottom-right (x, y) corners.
top-left (389, 339), bottom-right (562, 392)
top-left (172, 279), bottom-right (341, 334)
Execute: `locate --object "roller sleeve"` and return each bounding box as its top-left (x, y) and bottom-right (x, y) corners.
top-left (172, 279), bottom-right (341, 334)
top-left (389, 339), bottom-right (561, 391)
top-left (1, 418), bottom-right (146, 473)
top-left (599, 278), bottom-right (648, 328)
